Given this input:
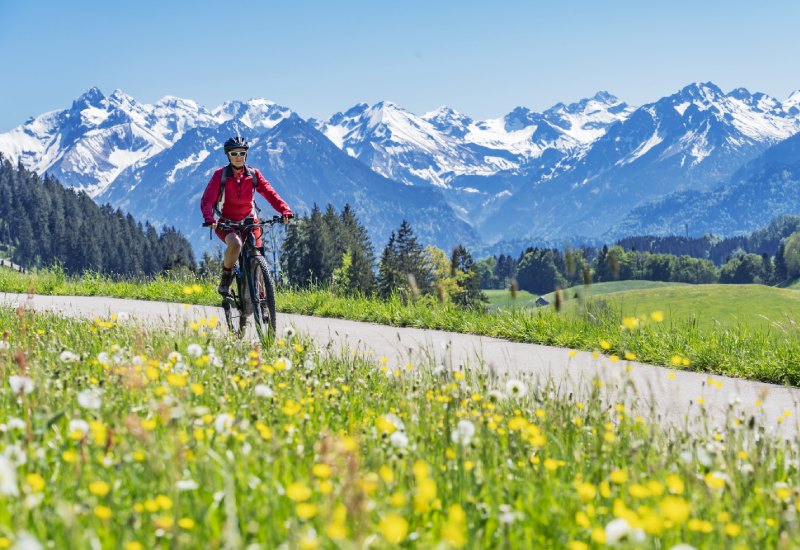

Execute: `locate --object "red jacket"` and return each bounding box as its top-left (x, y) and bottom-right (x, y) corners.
top-left (200, 165), bottom-right (292, 222)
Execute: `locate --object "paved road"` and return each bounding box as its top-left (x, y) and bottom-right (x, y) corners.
top-left (2, 292), bottom-right (798, 438)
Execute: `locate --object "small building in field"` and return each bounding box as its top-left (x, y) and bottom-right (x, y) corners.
top-left (535, 296), bottom-right (550, 307)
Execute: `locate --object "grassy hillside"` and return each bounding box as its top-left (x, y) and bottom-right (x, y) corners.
top-left (484, 288), bottom-right (539, 309)
top-left (542, 281), bottom-right (687, 303)
top-left (563, 283), bottom-right (800, 331)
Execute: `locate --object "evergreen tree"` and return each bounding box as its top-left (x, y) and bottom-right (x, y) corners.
top-left (449, 244), bottom-right (486, 309)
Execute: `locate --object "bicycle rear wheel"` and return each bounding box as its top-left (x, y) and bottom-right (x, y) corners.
top-left (249, 255), bottom-right (277, 341)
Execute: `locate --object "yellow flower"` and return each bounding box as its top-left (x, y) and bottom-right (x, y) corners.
top-left (380, 514), bottom-right (409, 544)
top-left (622, 317), bottom-right (640, 330)
top-left (577, 482), bottom-right (596, 502)
top-left (628, 483), bottom-right (650, 499)
top-left (650, 310), bottom-right (664, 322)
top-left (124, 543), bottom-right (143, 550)
top-left (441, 522), bottom-right (466, 548)
top-left (575, 511), bottom-right (591, 528)
top-left (390, 492), bottom-right (407, 507)
top-left (566, 542), bottom-right (589, 550)
top-left (178, 518), bottom-right (195, 529)
top-left (312, 464), bottom-right (332, 479)
top-left (296, 503), bottom-right (318, 520)
top-left (543, 458), bottom-right (560, 472)
top-left (326, 521), bottom-right (348, 540)
top-left (282, 400), bottom-right (302, 416)
top-left (376, 416), bottom-right (398, 434)
top-left (166, 373), bottom-right (187, 387)
top-left (624, 351), bottom-right (636, 361)
top-left (190, 383), bottom-right (204, 396)
top-left (154, 516), bottom-right (174, 529)
top-left (610, 470), bottom-right (628, 485)
top-left (25, 473), bottom-right (45, 493)
top-left (599, 340), bottom-right (611, 350)
top-left (724, 523), bottom-right (742, 536)
top-left (318, 481), bottom-right (333, 495)
top-left (660, 496), bottom-right (690, 524)
top-left (379, 465), bottom-right (394, 484)
top-left (94, 505), bottom-right (112, 520)
top-left (287, 482), bottom-right (311, 502)
top-left (155, 495), bottom-right (173, 510)
top-left (704, 472), bottom-right (726, 490)
top-left (591, 528), bottom-right (607, 544)
top-left (89, 481), bottom-right (111, 497)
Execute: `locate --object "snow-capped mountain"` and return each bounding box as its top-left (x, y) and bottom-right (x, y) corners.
top-left (314, 101), bottom-right (517, 188)
top-left (3, 82), bottom-right (800, 257)
top-left (479, 82), bottom-right (800, 244)
top-left (314, 92), bottom-right (633, 191)
top-left (0, 88), bottom-right (290, 197)
top-left (99, 116), bottom-right (479, 254)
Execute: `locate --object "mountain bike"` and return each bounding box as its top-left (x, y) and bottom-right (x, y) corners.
top-left (205, 216), bottom-right (286, 342)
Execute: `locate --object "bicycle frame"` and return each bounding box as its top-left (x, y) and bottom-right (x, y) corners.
top-left (210, 216), bottom-right (284, 339)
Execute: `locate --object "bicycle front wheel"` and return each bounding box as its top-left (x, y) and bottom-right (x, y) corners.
top-left (249, 255), bottom-right (277, 341)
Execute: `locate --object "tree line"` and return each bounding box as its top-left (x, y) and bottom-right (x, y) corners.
top-left (279, 205), bottom-right (486, 309)
top-left (0, 157), bottom-right (196, 275)
top-left (474, 220), bottom-right (800, 296)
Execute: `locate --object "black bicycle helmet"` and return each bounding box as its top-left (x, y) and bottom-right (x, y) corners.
top-left (223, 136), bottom-right (249, 153)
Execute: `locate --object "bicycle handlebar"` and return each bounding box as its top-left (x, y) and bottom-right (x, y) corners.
top-left (203, 215), bottom-right (292, 232)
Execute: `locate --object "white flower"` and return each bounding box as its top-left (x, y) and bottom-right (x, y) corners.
top-left (605, 518), bottom-right (645, 545)
top-left (172, 362), bottom-right (188, 375)
top-left (739, 463), bottom-right (754, 475)
top-left (505, 379), bottom-right (528, 398)
top-left (389, 431), bottom-right (409, 449)
top-left (116, 311), bottom-right (130, 322)
top-left (187, 344), bottom-right (203, 359)
top-left (679, 450), bottom-right (693, 464)
top-left (69, 419), bottom-right (90, 434)
top-left (132, 356), bottom-right (144, 366)
top-left (3, 444), bottom-right (26, 467)
top-left (13, 532), bottom-right (43, 550)
top-left (498, 504), bottom-right (517, 524)
top-left (0, 340), bottom-right (9, 350)
top-left (275, 357), bottom-right (292, 371)
top-left (488, 390), bottom-right (505, 403)
top-left (77, 389), bottom-right (103, 410)
top-left (433, 365), bottom-right (447, 377)
top-left (696, 447), bottom-right (712, 467)
top-left (0, 455), bottom-right (18, 496)
top-left (9, 375), bottom-right (34, 395)
top-left (215, 413), bottom-right (234, 435)
top-left (254, 385), bottom-right (274, 399)
top-left (669, 545), bottom-right (697, 550)
top-left (176, 479), bottom-right (199, 491)
top-left (283, 326), bottom-right (296, 339)
top-left (7, 418), bottom-right (25, 431)
top-left (384, 413), bottom-right (405, 432)
top-left (168, 351), bottom-right (182, 363)
top-left (97, 352), bottom-right (110, 365)
top-left (59, 351), bottom-right (79, 363)
top-left (451, 420), bottom-right (476, 445)
top-left (303, 359), bottom-right (315, 371)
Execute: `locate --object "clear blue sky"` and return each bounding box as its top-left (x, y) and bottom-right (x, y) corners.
top-left (1, 0), bottom-right (799, 131)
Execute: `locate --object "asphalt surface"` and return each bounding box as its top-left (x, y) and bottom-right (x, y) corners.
top-left (2, 292), bottom-right (799, 439)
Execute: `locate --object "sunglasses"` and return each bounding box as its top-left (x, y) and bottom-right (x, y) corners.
top-left (228, 151), bottom-right (247, 157)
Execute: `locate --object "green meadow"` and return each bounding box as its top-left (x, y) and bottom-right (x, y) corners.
top-left (0, 305), bottom-right (796, 548)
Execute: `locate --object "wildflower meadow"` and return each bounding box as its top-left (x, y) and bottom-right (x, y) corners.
top-left (0, 299), bottom-right (798, 549)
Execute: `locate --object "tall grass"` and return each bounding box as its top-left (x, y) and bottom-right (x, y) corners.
top-left (0, 305), bottom-right (797, 547)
